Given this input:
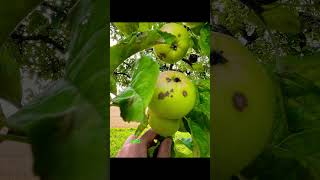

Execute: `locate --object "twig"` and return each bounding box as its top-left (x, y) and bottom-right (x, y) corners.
top-left (113, 72), bottom-right (131, 79)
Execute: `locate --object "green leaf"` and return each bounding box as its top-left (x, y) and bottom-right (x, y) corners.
top-left (286, 94), bottom-right (320, 133)
top-left (273, 129), bottom-right (320, 179)
top-left (175, 137), bottom-right (193, 151)
top-left (281, 53), bottom-right (320, 87)
top-left (184, 79), bottom-right (210, 157)
top-left (110, 30), bottom-right (175, 73)
top-left (280, 72), bottom-right (320, 98)
top-left (113, 22), bottom-right (139, 36)
top-left (191, 36), bottom-right (200, 53)
top-left (186, 117), bottom-right (210, 157)
top-left (199, 24), bottom-right (210, 57)
top-left (138, 22), bottom-right (153, 32)
top-left (110, 76), bottom-right (117, 95)
top-left (0, 44), bottom-right (22, 107)
top-left (241, 149), bottom-right (313, 180)
top-left (191, 79), bottom-right (210, 125)
top-left (192, 63), bottom-right (205, 72)
top-left (270, 83), bottom-right (290, 145)
top-left (7, 0), bottom-right (107, 179)
top-left (112, 56), bottom-right (159, 122)
top-left (261, 5), bottom-right (301, 34)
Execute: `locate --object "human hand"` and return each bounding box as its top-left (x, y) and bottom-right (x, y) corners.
top-left (116, 129), bottom-right (172, 158)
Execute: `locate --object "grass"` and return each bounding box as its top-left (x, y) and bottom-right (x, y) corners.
top-left (110, 128), bottom-right (136, 157)
top-left (110, 127), bottom-right (193, 157)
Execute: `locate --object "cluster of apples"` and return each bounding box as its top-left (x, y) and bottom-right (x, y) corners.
top-left (147, 23), bottom-right (200, 137)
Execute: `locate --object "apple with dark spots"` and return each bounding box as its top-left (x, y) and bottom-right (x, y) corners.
top-left (148, 71), bottom-right (197, 120)
top-left (147, 109), bottom-right (180, 137)
top-left (153, 23), bottom-right (191, 64)
top-left (211, 32), bottom-right (275, 179)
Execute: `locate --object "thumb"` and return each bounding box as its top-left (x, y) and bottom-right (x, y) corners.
top-left (157, 138), bottom-right (172, 158)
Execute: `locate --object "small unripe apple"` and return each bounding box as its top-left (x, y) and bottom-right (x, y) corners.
top-left (148, 71), bottom-right (197, 119)
top-left (148, 110), bottom-right (180, 137)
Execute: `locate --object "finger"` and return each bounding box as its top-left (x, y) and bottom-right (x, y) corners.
top-left (124, 134), bottom-right (137, 145)
top-left (140, 129), bottom-right (158, 147)
top-left (157, 138), bottom-right (172, 158)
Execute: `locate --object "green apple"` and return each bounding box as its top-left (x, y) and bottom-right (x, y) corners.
top-left (148, 70), bottom-right (196, 119)
top-left (148, 109), bottom-right (180, 137)
top-left (211, 32), bottom-right (275, 179)
top-left (153, 23), bottom-right (190, 64)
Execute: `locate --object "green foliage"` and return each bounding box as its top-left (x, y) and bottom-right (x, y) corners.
top-left (6, 0), bottom-right (107, 179)
top-left (0, 44), bottom-right (22, 107)
top-left (199, 24), bottom-right (211, 57)
top-left (112, 56), bottom-right (159, 123)
top-left (182, 79), bottom-right (210, 157)
top-left (261, 5), bottom-right (301, 34)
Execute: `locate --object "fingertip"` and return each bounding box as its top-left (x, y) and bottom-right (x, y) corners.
top-left (157, 138), bottom-right (173, 158)
top-left (140, 129), bottom-right (158, 146)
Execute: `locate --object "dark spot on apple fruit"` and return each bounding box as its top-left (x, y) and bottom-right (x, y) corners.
top-left (232, 91), bottom-right (248, 112)
top-left (170, 89), bottom-right (174, 92)
top-left (171, 43), bottom-right (178, 50)
top-left (166, 77), bottom-right (171, 82)
top-left (182, 90), bottom-right (188, 97)
top-left (171, 95), bottom-right (173, 97)
top-left (177, 34), bottom-right (181, 37)
top-left (165, 91), bottom-right (170, 97)
top-left (159, 53), bottom-right (166, 59)
top-left (158, 92), bottom-right (165, 100)
top-left (174, 77), bottom-right (181, 82)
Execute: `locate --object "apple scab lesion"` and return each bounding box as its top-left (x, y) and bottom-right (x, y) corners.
top-left (173, 77), bottom-right (181, 82)
top-left (232, 91), bottom-right (248, 112)
top-left (166, 77), bottom-right (171, 82)
top-left (158, 92), bottom-right (165, 100)
top-left (159, 53), bottom-right (166, 60)
top-left (171, 43), bottom-right (178, 51)
top-left (158, 91), bottom-right (170, 100)
top-left (182, 90), bottom-right (188, 97)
